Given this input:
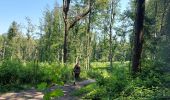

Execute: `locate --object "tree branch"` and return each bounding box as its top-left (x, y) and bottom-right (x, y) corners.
top-left (68, 5), bottom-right (91, 30)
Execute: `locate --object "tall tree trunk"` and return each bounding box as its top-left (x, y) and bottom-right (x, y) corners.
top-left (159, 0), bottom-right (168, 36)
top-left (63, 18), bottom-right (68, 63)
top-left (63, 0), bottom-right (70, 63)
top-left (132, 0), bottom-right (145, 75)
top-left (63, 0), bottom-right (91, 63)
top-left (87, 0), bottom-right (92, 70)
top-left (109, 0), bottom-right (115, 69)
top-left (152, 0), bottom-right (158, 60)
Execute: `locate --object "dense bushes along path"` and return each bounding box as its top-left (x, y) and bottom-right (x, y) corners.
top-left (0, 79), bottom-right (96, 100)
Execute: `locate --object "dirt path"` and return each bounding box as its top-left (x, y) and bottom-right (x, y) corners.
top-left (0, 79), bottom-right (95, 100)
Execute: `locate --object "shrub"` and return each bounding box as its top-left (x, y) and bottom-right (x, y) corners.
top-left (0, 60), bottom-right (74, 87)
top-left (0, 59), bottom-right (22, 85)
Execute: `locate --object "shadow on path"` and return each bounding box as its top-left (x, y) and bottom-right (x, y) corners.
top-left (0, 79), bottom-right (95, 100)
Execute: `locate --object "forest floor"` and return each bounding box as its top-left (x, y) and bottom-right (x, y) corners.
top-left (0, 79), bottom-right (95, 100)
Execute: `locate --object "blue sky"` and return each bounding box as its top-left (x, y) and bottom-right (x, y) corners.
top-left (0, 0), bottom-right (129, 34)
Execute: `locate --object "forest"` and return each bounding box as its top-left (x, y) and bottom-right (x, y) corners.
top-left (0, 0), bottom-right (170, 99)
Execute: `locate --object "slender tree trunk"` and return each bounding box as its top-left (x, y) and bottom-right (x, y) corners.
top-left (152, 1), bottom-right (158, 60)
top-left (159, 0), bottom-right (168, 35)
top-left (87, 1), bottom-right (92, 70)
top-left (109, 0), bottom-right (115, 69)
top-left (61, 48), bottom-right (64, 64)
top-left (63, 19), bottom-right (68, 63)
top-left (132, 0), bottom-right (145, 75)
top-left (86, 18), bottom-right (90, 70)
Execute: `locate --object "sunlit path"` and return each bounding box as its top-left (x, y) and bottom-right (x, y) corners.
top-left (0, 79), bottom-right (95, 100)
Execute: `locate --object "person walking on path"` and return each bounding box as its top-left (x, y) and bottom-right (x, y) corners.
top-left (73, 62), bottom-right (81, 85)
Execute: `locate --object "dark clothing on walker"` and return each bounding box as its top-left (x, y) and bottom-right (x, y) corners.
top-left (73, 64), bottom-right (80, 80)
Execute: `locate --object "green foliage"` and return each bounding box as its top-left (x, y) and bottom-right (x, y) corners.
top-left (0, 0), bottom-right (169, 99)
top-left (73, 62), bottom-right (128, 99)
top-left (122, 84), bottom-right (170, 99)
top-left (85, 87), bottom-right (106, 99)
top-left (0, 60), bottom-right (75, 91)
top-left (75, 61), bottom-right (170, 99)
top-left (37, 82), bottom-right (47, 91)
top-left (43, 91), bottom-right (64, 100)
top-left (87, 69), bottom-right (103, 79)
top-left (37, 82), bottom-right (64, 100)
top-left (7, 21), bottom-right (20, 40)
top-left (0, 59), bottom-right (23, 85)
top-left (72, 83), bottom-right (97, 96)
top-left (49, 89), bottom-right (64, 97)
top-left (0, 60), bottom-right (53, 85)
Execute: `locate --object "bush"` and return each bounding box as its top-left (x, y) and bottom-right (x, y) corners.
top-left (83, 63), bottom-right (129, 99)
top-left (81, 61), bottom-right (169, 99)
top-left (0, 60), bottom-right (75, 87)
top-left (0, 59), bottom-right (22, 85)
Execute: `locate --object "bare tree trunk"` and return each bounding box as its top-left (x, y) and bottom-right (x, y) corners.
top-left (63, 0), bottom-right (70, 63)
top-left (132, 0), bottom-right (145, 75)
top-left (109, 0), bottom-right (116, 69)
top-left (152, 1), bottom-right (158, 60)
top-left (159, 0), bottom-right (169, 36)
top-left (63, 19), bottom-right (68, 63)
top-left (87, 1), bottom-right (92, 70)
top-left (85, 17), bottom-right (91, 70)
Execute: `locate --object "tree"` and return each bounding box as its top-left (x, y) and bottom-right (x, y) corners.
top-left (25, 17), bottom-right (36, 61)
top-left (38, 6), bottom-right (64, 62)
top-left (62, 0), bottom-right (91, 63)
top-left (142, 0), bottom-right (170, 68)
top-left (109, 0), bottom-right (118, 69)
top-left (132, 0), bottom-right (145, 75)
top-left (0, 35), bottom-right (6, 60)
top-left (6, 21), bottom-right (21, 60)
top-left (7, 21), bottom-right (19, 40)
